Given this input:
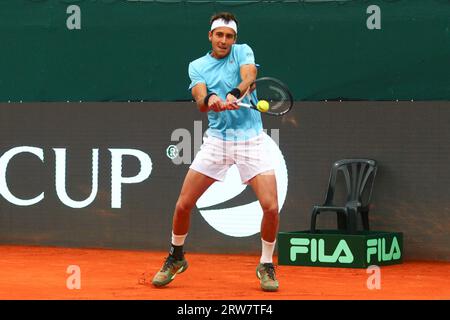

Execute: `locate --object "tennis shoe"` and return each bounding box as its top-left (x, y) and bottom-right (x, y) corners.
top-left (152, 255), bottom-right (188, 287)
top-left (256, 263), bottom-right (279, 292)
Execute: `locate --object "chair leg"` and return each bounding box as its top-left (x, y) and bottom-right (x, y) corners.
top-left (310, 208), bottom-right (319, 233)
top-left (361, 210), bottom-right (370, 231)
top-left (346, 208), bottom-right (357, 234)
top-left (337, 212), bottom-right (346, 231)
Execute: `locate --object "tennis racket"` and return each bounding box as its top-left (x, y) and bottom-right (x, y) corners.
top-left (235, 77), bottom-right (293, 116)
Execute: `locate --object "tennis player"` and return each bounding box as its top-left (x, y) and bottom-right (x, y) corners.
top-left (152, 12), bottom-right (279, 292)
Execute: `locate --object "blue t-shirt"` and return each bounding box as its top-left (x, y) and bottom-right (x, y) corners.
top-left (188, 44), bottom-right (263, 141)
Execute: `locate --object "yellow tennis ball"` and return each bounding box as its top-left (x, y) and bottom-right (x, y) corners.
top-left (257, 100), bottom-right (269, 112)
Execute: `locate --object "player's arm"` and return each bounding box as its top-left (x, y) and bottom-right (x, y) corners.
top-left (191, 82), bottom-right (226, 113)
top-left (238, 63), bottom-right (257, 95)
top-left (226, 64), bottom-right (257, 105)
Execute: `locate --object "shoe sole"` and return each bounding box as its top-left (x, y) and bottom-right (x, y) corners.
top-left (261, 286), bottom-right (279, 292)
top-left (152, 262), bottom-right (188, 287)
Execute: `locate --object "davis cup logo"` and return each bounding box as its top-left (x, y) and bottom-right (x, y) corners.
top-left (196, 133), bottom-right (288, 237)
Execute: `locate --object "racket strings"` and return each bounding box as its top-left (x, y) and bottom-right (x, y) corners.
top-left (253, 79), bottom-right (292, 114)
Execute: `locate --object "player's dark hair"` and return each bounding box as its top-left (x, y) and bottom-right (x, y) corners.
top-left (210, 12), bottom-right (239, 28)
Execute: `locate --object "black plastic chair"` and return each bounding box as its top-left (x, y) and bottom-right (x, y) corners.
top-left (310, 159), bottom-right (378, 234)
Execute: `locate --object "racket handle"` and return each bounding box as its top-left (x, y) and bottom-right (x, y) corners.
top-left (237, 102), bottom-right (254, 109)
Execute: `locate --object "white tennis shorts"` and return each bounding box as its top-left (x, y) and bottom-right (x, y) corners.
top-left (190, 132), bottom-right (274, 184)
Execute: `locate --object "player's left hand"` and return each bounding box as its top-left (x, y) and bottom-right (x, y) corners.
top-left (225, 93), bottom-right (240, 110)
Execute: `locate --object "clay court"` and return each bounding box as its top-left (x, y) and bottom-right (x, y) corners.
top-left (0, 245), bottom-right (448, 300)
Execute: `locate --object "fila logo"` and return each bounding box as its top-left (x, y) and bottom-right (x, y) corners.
top-left (290, 238), bottom-right (354, 264)
top-left (366, 237), bottom-right (401, 263)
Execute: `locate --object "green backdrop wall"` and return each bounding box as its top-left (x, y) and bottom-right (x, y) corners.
top-left (1, 101), bottom-right (450, 261)
top-left (0, 0), bottom-right (449, 102)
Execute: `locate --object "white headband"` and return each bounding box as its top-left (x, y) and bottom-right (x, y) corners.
top-left (210, 18), bottom-right (238, 34)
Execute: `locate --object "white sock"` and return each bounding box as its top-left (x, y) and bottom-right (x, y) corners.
top-left (171, 231), bottom-right (188, 246)
top-left (260, 238), bottom-right (276, 264)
